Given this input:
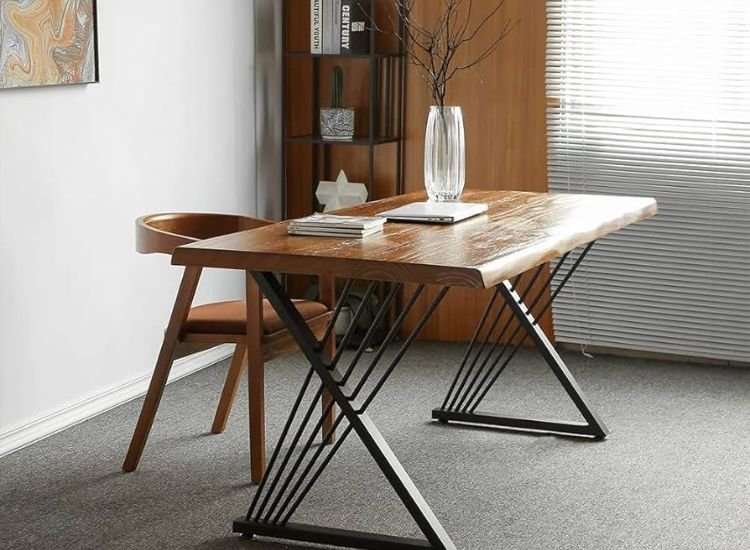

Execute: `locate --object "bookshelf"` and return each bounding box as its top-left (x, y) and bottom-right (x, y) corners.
top-left (281, 0), bottom-right (407, 221)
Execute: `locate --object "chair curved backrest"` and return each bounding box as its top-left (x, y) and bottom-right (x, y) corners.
top-left (136, 212), bottom-right (273, 255)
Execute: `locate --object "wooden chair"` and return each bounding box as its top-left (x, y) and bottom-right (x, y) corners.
top-left (123, 213), bottom-right (336, 483)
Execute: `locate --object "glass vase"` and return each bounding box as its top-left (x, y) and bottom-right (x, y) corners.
top-left (424, 106), bottom-right (465, 202)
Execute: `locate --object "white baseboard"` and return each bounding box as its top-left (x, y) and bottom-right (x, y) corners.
top-left (0, 344), bottom-right (234, 459)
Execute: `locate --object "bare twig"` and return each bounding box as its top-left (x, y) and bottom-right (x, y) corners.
top-left (371, 0), bottom-right (514, 108)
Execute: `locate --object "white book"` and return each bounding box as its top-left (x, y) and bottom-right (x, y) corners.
top-left (310, 0), bottom-right (322, 53)
top-left (331, 0), bottom-right (342, 54)
top-left (288, 226), bottom-right (383, 238)
top-left (290, 213), bottom-right (386, 230)
top-left (377, 201), bottom-right (489, 224)
top-left (322, 0), bottom-right (334, 54)
top-left (290, 225), bottom-right (373, 235)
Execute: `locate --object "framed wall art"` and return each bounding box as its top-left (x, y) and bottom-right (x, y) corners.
top-left (0, 0), bottom-right (98, 90)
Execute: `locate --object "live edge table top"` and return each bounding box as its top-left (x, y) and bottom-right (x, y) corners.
top-left (172, 190), bottom-right (657, 289)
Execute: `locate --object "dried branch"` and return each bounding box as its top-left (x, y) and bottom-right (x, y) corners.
top-left (372, 0), bottom-right (514, 108)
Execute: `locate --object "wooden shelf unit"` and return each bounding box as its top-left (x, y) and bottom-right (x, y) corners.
top-left (281, 0), bottom-right (407, 221)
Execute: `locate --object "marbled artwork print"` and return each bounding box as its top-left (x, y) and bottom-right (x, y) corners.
top-left (0, 0), bottom-right (97, 89)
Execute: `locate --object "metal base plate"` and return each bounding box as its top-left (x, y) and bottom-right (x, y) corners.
top-left (432, 408), bottom-right (608, 439)
top-left (233, 519), bottom-right (434, 550)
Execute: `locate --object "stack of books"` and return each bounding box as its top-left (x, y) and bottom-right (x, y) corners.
top-left (310, 0), bottom-right (370, 55)
top-left (288, 213), bottom-right (386, 238)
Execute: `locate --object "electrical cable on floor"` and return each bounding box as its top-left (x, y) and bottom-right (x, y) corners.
top-left (580, 344), bottom-right (594, 360)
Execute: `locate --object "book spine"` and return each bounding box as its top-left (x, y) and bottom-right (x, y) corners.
top-left (322, 0), bottom-right (333, 54)
top-left (348, 0), bottom-right (370, 54)
top-left (340, 0), bottom-right (351, 54)
top-left (310, 0), bottom-right (322, 54)
top-left (332, 0), bottom-right (341, 54)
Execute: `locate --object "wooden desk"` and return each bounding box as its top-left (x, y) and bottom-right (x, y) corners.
top-left (172, 190), bottom-right (657, 550)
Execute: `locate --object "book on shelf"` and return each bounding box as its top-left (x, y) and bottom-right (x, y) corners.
top-left (312, 0), bottom-right (371, 55)
top-left (288, 213), bottom-right (386, 237)
top-left (310, 0), bottom-right (322, 53)
top-left (332, 0), bottom-right (342, 54)
top-left (322, 0), bottom-right (335, 53)
top-left (341, 0), bottom-right (370, 54)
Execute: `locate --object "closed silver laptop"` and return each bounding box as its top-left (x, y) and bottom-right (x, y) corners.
top-left (377, 201), bottom-right (488, 224)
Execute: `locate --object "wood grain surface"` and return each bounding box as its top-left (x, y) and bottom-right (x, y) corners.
top-left (173, 190), bottom-right (657, 289)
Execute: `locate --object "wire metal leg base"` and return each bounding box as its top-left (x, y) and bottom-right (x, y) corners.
top-left (431, 409), bottom-right (603, 439)
top-left (435, 245), bottom-right (610, 440)
top-left (232, 520), bottom-right (434, 550)
top-left (239, 272), bottom-right (455, 550)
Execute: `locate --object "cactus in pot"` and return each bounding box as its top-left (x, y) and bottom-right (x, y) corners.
top-left (320, 65), bottom-right (355, 140)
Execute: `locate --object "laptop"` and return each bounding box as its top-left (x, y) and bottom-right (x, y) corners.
top-left (377, 201), bottom-right (489, 224)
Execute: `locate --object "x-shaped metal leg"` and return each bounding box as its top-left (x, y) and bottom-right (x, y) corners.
top-left (433, 243), bottom-right (610, 439)
top-left (233, 272), bottom-right (456, 550)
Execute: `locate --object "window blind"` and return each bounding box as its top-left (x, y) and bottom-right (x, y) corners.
top-left (546, 0), bottom-right (750, 363)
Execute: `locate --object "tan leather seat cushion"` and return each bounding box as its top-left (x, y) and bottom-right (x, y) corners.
top-left (184, 299), bottom-right (328, 335)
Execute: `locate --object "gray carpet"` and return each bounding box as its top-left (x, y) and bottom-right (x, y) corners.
top-left (1, 342), bottom-right (748, 550)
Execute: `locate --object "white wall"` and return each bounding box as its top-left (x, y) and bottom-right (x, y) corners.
top-left (0, 1), bottom-right (257, 444)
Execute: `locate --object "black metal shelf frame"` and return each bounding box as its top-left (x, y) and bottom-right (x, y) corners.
top-left (285, 134), bottom-right (400, 145)
top-left (285, 51), bottom-right (402, 58)
top-left (281, 0), bottom-right (407, 218)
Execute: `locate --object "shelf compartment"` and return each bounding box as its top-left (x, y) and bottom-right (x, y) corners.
top-left (285, 134), bottom-right (401, 145)
top-left (285, 51), bottom-right (403, 59)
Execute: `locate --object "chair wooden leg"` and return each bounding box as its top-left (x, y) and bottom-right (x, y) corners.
top-left (247, 273), bottom-right (266, 484)
top-left (247, 347), bottom-right (265, 484)
top-left (123, 266), bottom-right (202, 472)
top-left (320, 275), bottom-right (337, 444)
top-left (211, 344), bottom-right (247, 434)
top-left (321, 389), bottom-right (336, 444)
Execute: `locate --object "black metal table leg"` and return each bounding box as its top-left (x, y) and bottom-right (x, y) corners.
top-left (433, 243), bottom-right (610, 439)
top-left (233, 272), bottom-right (456, 550)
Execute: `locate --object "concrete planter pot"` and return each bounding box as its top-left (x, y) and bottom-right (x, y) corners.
top-left (320, 108), bottom-right (355, 141)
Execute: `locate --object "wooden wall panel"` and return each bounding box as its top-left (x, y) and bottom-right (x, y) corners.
top-left (285, 0), bottom-right (313, 220)
top-left (401, 0), bottom-right (552, 340)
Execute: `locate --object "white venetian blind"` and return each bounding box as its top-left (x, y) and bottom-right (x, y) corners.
top-left (546, 0), bottom-right (750, 363)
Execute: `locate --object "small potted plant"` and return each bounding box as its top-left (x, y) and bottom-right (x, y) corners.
top-left (320, 65), bottom-right (355, 141)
